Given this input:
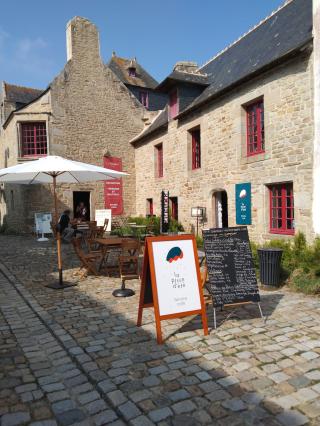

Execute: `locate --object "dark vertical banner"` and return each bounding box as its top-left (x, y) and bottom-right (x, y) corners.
top-left (161, 190), bottom-right (169, 233)
top-left (235, 183), bottom-right (252, 225)
top-left (104, 156), bottom-right (123, 215)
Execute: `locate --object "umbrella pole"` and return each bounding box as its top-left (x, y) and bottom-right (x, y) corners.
top-left (46, 175), bottom-right (76, 290)
top-left (53, 176), bottom-right (63, 287)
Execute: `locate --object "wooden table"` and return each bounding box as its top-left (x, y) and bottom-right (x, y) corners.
top-left (93, 237), bottom-right (131, 271)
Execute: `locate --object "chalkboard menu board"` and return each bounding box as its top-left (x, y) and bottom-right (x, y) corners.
top-left (203, 227), bottom-right (260, 307)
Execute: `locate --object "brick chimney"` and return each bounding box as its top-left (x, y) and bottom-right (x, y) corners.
top-left (173, 61), bottom-right (199, 73)
top-left (66, 17), bottom-right (101, 63)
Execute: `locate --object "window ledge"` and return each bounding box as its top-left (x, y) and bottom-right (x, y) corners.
top-left (17, 156), bottom-right (47, 163)
top-left (269, 230), bottom-right (295, 236)
top-left (241, 152), bottom-right (268, 165)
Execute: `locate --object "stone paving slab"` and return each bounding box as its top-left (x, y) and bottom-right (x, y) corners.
top-left (0, 235), bottom-right (320, 425)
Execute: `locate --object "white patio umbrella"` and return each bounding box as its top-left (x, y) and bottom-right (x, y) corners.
top-left (0, 155), bottom-right (127, 289)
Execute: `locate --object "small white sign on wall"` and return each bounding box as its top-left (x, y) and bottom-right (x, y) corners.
top-left (95, 209), bottom-right (111, 231)
top-left (151, 239), bottom-right (201, 316)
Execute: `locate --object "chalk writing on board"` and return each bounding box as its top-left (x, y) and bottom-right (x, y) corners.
top-left (203, 227), bottom-right (260, 307)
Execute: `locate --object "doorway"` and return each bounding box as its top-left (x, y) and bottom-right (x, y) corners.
top-left (212, 190), bottom-right (228, 228)
top-left (73, 191), bottom-right (90, 221)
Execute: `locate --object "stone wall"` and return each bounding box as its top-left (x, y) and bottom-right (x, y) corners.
top-left (134, 51), bottom-right (315, 243)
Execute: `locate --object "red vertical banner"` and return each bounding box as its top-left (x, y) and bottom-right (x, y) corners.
top-left (103, 156), bottom-right (123, 215)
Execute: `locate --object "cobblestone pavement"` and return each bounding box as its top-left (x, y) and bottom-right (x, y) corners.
top-left (0, 235), bottom-right (320, 426)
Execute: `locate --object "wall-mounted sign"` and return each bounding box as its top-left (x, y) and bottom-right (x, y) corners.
top-left (191, 207), bottom-right (206, 218)
top-left (95, 209), bottom-right (112, 231)
top-left (104, 156), bottom-right (123, 216)
top-left (161, 190), bottom-right (169, 233)
top-left (235, 183), bottom-right (251, 225)
top-left (137, 235), bottom-right (208, 344)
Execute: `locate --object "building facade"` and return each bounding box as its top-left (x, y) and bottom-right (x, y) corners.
top-left (0, 17), bottom-right (163, 231)
top-left (132, 0), bottom-right (319, 243)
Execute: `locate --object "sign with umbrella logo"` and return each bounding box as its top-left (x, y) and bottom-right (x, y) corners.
top-left (137, 234), bottom-right (208, 344)
top-left (235, 183), bottom-right (252, 225)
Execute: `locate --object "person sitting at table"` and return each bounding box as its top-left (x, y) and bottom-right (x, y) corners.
top-left (58, 209), bottom-right (77, 243)
top-left (75, 202), bottom-right (88, 222)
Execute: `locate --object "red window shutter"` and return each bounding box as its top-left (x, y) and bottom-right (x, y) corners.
top-left (192, 133), bottom-right (196, 169)
top-left (246, 100), bottom-right (264, 156)
top-left (170, 197), bottom-right (178, 221)
top-left (157, 144), bottom-right (163, 177)
top-left (191, 129), bottom-right (201, 169)
top-left (169, 90), bottom-right (178, 119)
top-left (140, 91), bottom-right (149, 109)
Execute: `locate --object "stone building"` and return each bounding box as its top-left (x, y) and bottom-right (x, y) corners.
top-left (0, 17), bottom-right (164, 231)
top-left (1, 0), bottom-right (320, 244)
top-left (132, 0), bottom-right (320, 243)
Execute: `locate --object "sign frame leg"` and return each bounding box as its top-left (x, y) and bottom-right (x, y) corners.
top-left (257, 302), bottom-right (266, 323)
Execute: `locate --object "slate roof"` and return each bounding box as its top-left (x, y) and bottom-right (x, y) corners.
top-left (108, 55), bottom-right (158, 89)
top-left (180, 0), bottom-right (312, 117)
top-left (156, 70), bottom-right (209, 92)
top-left (3, 82), bottom-right (44, 105)
top-left (132, 0), bottom-right (313, 143)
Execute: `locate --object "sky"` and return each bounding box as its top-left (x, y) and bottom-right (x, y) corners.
top-left (0, 0), bottom-right (285, 90)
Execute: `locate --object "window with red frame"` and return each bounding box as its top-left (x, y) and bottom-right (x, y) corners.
top-left (246, 99), bottom-right (264, 156)
top-left (269, 183), bottom-right (294, 235)
top-left (169, 90), bottom-right (178, 119)
top-left (139, 91), bottom-right (149, 109)
top-left (170, 197), bottom-right (178, 221)
top-left (156, 144), bottom-right (163, 178)
top-left (21, 122), bottom-right (47, 157)
top-left (147, 198), bottom-right (153, 216)
top-left (191, 128), bottom-right (201, 169)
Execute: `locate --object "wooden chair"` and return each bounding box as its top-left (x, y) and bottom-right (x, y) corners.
top-left (200, 261), bottom-right (211, 304)
top-left (71, 237), bottom-right (101, 278)
top-left (102, 218), bottom-right (109, 235)
top-left (113, 239), bottom-right (141, 297)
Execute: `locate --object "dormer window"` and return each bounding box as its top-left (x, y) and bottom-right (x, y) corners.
top-left (169, 89), bottom-right (178, 119)
top-left (128, 59), bottom-right (137, 78)
top-left (139, 91), bottom-right (149, 109)
top-left (128, 67), bottom-right (136, 77)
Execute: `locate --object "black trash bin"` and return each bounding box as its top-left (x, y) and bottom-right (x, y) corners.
top-left (258, 248), bottom-right (283, 286)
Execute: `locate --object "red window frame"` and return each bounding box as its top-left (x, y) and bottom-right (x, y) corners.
top-left (246, 99), bottom-right (264, 156)
top-left (191, 128), bottom-right (201, 169)
top-left (269, 183), bottom-right (294, 235)
top-left (170, 197), bottom-right (178, 221)
top-left (169, 89), bottom-right (178, 119)
top-left (147, 198), bottom-right (153, 216)
top-left (156, 144), bottom-right (163, 178)
top-left (140, 91), bottom-right (149, 109)
top-left (21, 122), bottom-right (47, 158)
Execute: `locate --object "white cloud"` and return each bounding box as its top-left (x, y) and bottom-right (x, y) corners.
top-left (16, 37), bottom-right (47, 60)
top-left (0, 27), bottom-right (55, 87)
